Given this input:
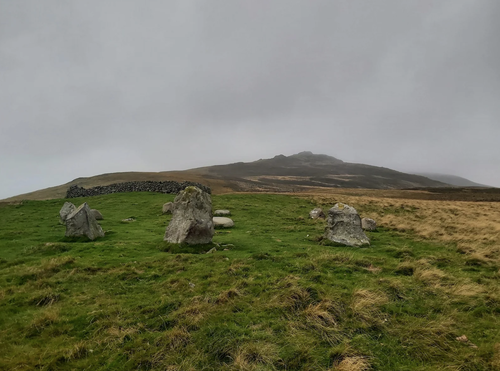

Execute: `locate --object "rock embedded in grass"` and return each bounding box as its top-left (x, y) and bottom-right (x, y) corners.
top-left (361, 217), bottom-right (377, 231)
top-left (213, 217), bottom-right (234, 228)
top-left (90, 209), bottom-right (103, 220)
top-left (162, 202), bottom-right (173, 214)
top-left (59, 202), bottom-right (76, 224)
top-left (324, 203), bottom-right (370, 247)
top-left (164, 186), bottom-right (214, 244)
top-left (65, 202), bottom-right (105, 240)
top-left (214, 209), bottom-right (231, 216)
top-left (309, 207), bottom-right (325, 219)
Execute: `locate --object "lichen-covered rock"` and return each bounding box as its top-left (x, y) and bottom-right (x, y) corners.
top-left (162, 202), bottom-right (173, 214)
top-left (90, 209), bottom-right (103, 220)
top-left (324, 203), bottom-right (369, 247)
top-left (164, 187), bottom-right (214, 244)
top-left (214, 209), bottom-right (231, 216)
top-left (361, 217), bottom-right (377, 231)
top-left (213, 217), bottom-right (234, 228)
top-left (309, 208), bottom-right (325, 219)
top-left (59, 202), bottom-right (76, 224)
top-left (65, 203), bottom-right (105, 240)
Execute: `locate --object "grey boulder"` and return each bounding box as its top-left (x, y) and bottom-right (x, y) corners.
top-left (164, 186), bottom-right (214, 244)
top-left (91, 209), bottom-right (103, 220)
top-left (214, 209), bottom-right (231, 216)
top-left (324, 203), bottom-right (370, 247)
top-left (309, 208), bottom-right (325, 219)
top-left (213, 217), bottom-right (234, 228)
top-left (162, 202), bottom-right (173, 214)
top-left (361, 218), bottom-right (377, 231)
top-left (59, 202), bottom-right (76, 224)
top-left (65, 202), bottom-right (105, 240)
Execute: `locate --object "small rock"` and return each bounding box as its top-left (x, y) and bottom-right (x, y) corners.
top-left (309, 208), bottom-right (325, 219)
top-left (206, 247), bottom-right (217, 254)
top-left (213, 217), bottom-right (234, 228)
top-left (361, 217), bottom-right (377, 231)
top-left (122, 218), bottom-right (136, 222)
top-left (162, 202), bottom-right (173, 214)
top-left (214, 209), bottom-right (231, 216)
top-left (188, 282), bottom-right (195, 288)
top-left (91, 209), bottom-right (103, 220)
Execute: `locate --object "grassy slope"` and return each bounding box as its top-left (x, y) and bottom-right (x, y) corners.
top-left (0, 193), bottom-right (499, 370)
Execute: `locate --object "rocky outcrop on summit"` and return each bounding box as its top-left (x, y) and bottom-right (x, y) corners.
top-left (66, 181), bottom-right (210, 198)
top-left (324, 203), bottom-right (370, 247)
top-left (164, 187), bottom-right (214, 245)
top-left (65, 202), bottom-right (105, 240)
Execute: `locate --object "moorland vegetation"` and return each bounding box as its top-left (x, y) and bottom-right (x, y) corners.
top-left (0, 191), bottom-right (499, 370)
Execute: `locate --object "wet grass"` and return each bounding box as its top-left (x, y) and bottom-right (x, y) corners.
top-left (0, 192), bottom-right (499, 370)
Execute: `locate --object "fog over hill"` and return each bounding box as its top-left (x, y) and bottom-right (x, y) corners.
top-left (413, 173), bottom-right (490, 187)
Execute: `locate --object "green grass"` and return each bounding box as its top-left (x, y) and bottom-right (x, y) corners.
top-left (0, 193), bottom-right (499, 370)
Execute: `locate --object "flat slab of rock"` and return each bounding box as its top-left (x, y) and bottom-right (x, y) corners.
top-left (164, 186), bottom-right (214, 244)
top-left (65, 203), bottom-right (105, 240)
top-left (162, 202), bottom-right (173, 214)
top-left (361, 217), bottom-right (377, 231)
top-left (214, 209), bottom-right (231, 216)
top-left (324, 203), bottom-right (369, 247)
top-left (59, 202), bottom-right (76, 224)
top-left (309, 208), bottom-right (325, 219)
top-left (91, 209), bottom-right (103, 220)
top-left (213, 217), bottom-right (234, 228)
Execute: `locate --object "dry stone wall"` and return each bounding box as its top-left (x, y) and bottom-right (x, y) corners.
top-left (66, 181), bottom-right (211, 198)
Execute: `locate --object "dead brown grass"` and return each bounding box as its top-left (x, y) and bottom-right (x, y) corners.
top-left (306, 192), bottom-right (500, 266)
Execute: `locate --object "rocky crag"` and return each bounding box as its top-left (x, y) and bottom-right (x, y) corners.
top-left (66, 181), bottom-right (210, 198)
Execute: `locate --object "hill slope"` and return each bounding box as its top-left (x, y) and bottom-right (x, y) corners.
top-left (413, 172), bottom-right (489, 187)
top-left (3, 152), bottom-right (448, 201)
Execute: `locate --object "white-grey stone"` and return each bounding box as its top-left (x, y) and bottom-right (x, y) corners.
top-left (65, 203), bottom-right (105, 240)
top-left (162, 202), bottom-right (173, 214)
top-left (90, 209), bottom-right (103, 220)
top-left (361, 218), bottom-right (377, 231)
top-left (164, 186), bottom-right (214, 244)
top-left (206, 247), bottom-right (217, 254)
top-left (324, 203), bottom-right (370, 247)
top-left (309, 208), bottom-right (325, 219)
top-left (213, 217), bottom-right (234, 228)
top-left (214, 209), bottom-right (231, 216)
top-left (59, 202), bottom-right (76, 224)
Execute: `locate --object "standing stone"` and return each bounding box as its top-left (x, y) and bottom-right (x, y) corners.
top-left (213, 217), bottom-right (234, 228)
top-left (164, 186), bottom-right (214, 244)
top-left (324, 203), bottom-right (370, 247)
top-left (162, 202), bottom-right (173, 214)
top-left (214, 209), bottom-right (231, 216)
top-left (65, 203), bottom-right (105, 240)
top-left (91, 209), bottom-right (103, 220)
top-left (361, 218), bottom-right (377, 231)
top-left (309, 208), bottom-right (325, 219)
top-left (59, 202), bottom-right (76, 224)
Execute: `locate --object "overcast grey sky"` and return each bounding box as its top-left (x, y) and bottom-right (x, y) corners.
top-left (1, 0), bottom-right (499, 199)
